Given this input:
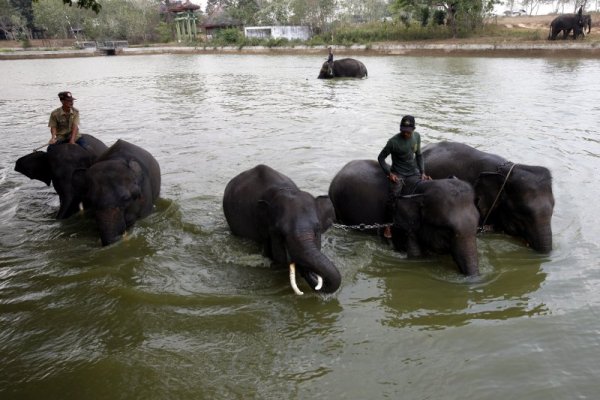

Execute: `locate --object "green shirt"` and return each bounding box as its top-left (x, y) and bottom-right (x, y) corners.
top-left (377, 131), bottom-right (424, 177)
top-left (48, 106), bottom-right (80, 141)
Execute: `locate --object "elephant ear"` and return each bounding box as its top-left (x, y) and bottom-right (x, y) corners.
top-left (393, 194), bottom-right (424, 233)
top-left (474, 172), bottom-right (505, 217)
top-left (128, 160), bottom-right (144, 199)
top-left (315, 195), bottom-right (335, 232)
top-left (14, 151), bottom-right (52, 186)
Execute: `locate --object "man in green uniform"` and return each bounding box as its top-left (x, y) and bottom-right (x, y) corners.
top-left (48, 91), bottom-right (86, 148)
top-left (377, 115), bottom-right (430, 238)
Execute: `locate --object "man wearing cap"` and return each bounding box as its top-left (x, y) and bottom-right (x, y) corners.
top-left (377, 115), bottom-right (431, 238)
top-left (48, 91), bottom-right (85, 148)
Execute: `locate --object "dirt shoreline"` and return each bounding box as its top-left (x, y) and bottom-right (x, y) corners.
top-left (2, 14), bottom-right (599, 60)
top-left (1, 41), bottom-right (600, 60)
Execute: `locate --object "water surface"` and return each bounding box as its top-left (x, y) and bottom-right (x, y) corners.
top-left (1, 54), bottom-right (599, 399)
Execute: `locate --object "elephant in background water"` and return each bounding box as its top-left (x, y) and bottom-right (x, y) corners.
top-left (423, 141), bottom-right (554, 253)
top-left (14, 134), bottom-right (108, 219)
top-left (328, 160), bottom-right (480, 276)
top-left (223, 164), bottom-right (341, 295)
top-left (318, 58), bottom-right (368, 79)
top-left (548, 7), bottom-right (586, 40)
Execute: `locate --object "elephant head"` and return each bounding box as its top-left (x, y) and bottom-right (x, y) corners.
top-left (391, 179), bottom-right (479, 276)
top-left (474, 165), bottom-right (554, 253)
top-left (15, 151), bottom-right (52, 186)
top-left (75, 159), bottom-right (152, 246)
top-left (318, 61), bottom-right (334, 79)
top-left (258, 188), bottom-right (341, 294)
top-left (583, 14), bottom-right (592, 34)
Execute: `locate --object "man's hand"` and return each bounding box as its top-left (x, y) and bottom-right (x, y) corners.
top-left (388, 173), bottom-right (399, 183)
top-left (421, 174), bottom-right (432, 180)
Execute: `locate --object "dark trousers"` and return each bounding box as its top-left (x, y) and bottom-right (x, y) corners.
top-left (47, 136), bottom-right (87, 152)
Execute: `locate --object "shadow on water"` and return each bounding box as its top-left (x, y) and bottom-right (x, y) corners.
top-left (327, 227), bottom-right (549, 331)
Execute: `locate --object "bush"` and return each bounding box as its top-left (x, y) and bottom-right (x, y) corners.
top-left (433, 10), bottom-right (446, 25)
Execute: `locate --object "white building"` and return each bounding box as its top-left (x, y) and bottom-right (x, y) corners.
top-left (244, 26), bottom-right (312, 41)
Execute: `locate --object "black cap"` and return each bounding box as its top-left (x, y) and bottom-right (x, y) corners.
top-left (400, 115), bottom-right (415, 132)
top-left (58, 91), bottom-right (75, 101)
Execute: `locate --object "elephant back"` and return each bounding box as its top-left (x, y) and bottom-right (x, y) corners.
top-left (329, 159), bottom-right (388, 226)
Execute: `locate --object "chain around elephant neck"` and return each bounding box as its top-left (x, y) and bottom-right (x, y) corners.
top-left (332, 222), bottom-right (393, 231)
top-left (479, 162), bottom-right (517, 232)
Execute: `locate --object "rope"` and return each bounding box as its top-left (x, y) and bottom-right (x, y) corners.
top-left (32, 143), bottom-right (48, 152)
top-left (479, 162), bottom-right (517, 233)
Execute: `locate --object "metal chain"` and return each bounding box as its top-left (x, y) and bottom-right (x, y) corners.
top-left (332, 222), bottom-right (393, 231)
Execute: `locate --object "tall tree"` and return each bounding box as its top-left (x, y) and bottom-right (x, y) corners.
top-left (32, 0), bottom-right (102, 13)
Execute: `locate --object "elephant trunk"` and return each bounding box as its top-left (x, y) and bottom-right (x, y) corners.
top-left (451, 234), bottom-right (479, 276)
top-left (95, 207), bottom-right (126, 246)
top-left (527, 226), bottom-right (552, 253)
top-left (287, 239), bottom-right (341, 294)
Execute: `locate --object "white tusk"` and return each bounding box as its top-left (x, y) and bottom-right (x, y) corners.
top-left (314, 275), bottom-right (323, 291)
top-left (289, 263), bottom-right (304, 295)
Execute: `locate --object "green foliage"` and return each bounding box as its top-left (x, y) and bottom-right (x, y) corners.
top-left (33, 0), bottom-right (102, 13)
top-left (156, 21), bottom-right (173, 43)
top-left (33, 0), bottom-right (162, 44)
top-left (419, 6), bottom-right (430, 27)
top-left (433, 9), bottom-right (446, 25)
top-left (215, 27), bottom-right (243, 44)
top-left (313, 21), bottom-right (456, 44)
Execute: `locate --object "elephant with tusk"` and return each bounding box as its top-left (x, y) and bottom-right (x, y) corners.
top-left (223, 164), bottom-right (341, 295)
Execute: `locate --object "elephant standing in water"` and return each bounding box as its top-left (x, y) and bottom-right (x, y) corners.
top-left (548, 7), bottom-right (586, 40)
top-left (423, 141), bottom-right (554, 253)
top-left (73, 139), bottom-right (161, 246)
top-left (328, 160), bottom-right (480, 276)
top-left (14, 134), bottom-right (108, 219)
top-left (318, 58), bottom-right (368, 79)
top-left (223, 164), bottom-right (341, 295)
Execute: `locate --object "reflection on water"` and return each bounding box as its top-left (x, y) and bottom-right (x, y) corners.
top-left (1, 54), bottom-right (600, 399)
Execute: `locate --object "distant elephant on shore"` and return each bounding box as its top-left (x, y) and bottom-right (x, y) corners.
top-left (423, 141), bottom-right (554, 253)
top-left (581, 14), bottom-right (592, 36)
top-left (223, 164), bottom-right (341, 295)
top-left (328, 160), bottom-right (480, 276)
top-left (14, 134), bottom-right (108, 219)
top-left (548, 7), bottom-right (586, 40)
top-left (318, 58), bottom-right (368, 79)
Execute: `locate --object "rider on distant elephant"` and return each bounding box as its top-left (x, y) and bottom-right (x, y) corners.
top-left (377, 115), bottom-right (431, 238)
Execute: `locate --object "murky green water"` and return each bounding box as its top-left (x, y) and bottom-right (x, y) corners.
top-left (1, 54), bottom-right (599, 399)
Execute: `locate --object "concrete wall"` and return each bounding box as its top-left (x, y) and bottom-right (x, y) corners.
top-left (244, 26), bottom-right (311, 40)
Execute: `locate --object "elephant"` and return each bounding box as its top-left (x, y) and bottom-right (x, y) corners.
top-left (581, 14), bottom-right (592, 37)
top-left (14, 134), bottom-right (108, 219)
top-left (548, 7), bottom-right (586, 40)
top-left (73, 139), bottom-right (161, 246)
top-left (318, 58), bottom-right (368, 79)
top-left (223, 164), bottom-right (341, 295)
top-left (422, 141), bottom-right (554, 253)
top-left (328, 160), bottom-right (479, 276)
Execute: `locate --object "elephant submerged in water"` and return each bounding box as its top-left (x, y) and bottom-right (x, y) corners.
top-left (548, 7), bottom-right (586, 40)
top-left (14, 134), bottom-right (108, 219)
top-left (328, 160), bottom-right (480, 276)
top-left (223, 164), bottom-right (341, 295)
top-left (73, 139), bottom-right (161, 246)
top-left (318, 58), bottom-right (368, 79)
top-left (422, 141), bottom-right (554, 253)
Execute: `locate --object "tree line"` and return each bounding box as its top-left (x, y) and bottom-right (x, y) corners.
top-left (0, 0), bottom-right (593, 44)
